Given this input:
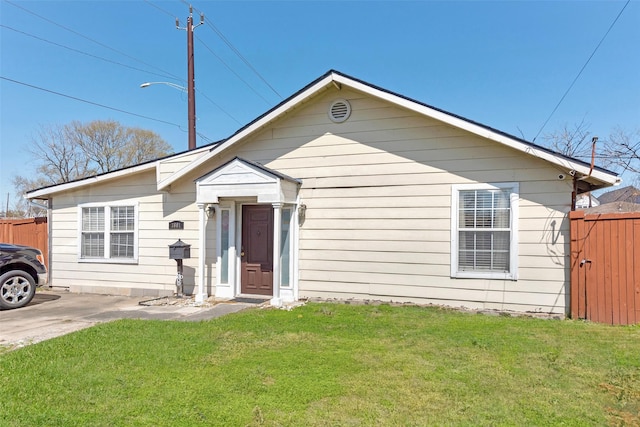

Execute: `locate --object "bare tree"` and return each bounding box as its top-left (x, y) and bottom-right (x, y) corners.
top-left (603, 127), bottom-right (640, 183)
top-left (70, 120), bottom-right (127, 174)
top-left (542, 123), bottom-right (640, 186)
top-left (28, 123), bottom-right (95, 184)
top-left (541, 119), bottom-right (593, 160)
top-left (121, 127), bottom-right (173, 165)
top-left (11, 120), bottom-right (173, 218)
top-left (69, 120), bottom-right (173, 174)
top-left (9, 176), bottom-right (52, 217)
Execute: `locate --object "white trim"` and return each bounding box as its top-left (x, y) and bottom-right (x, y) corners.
top-left (235, 201), bottom-right (245, 297)
top-left (76, 201), bottom-right (139, 264)
top-left (331, 74), bottom-right (619, 186)
top-left (157, 72), bottom-right (619, 192)
top-left (271, 203), bottom-right (283, 306)
top-left (29, 163), bottom-right (157, 199)
top-left (196, 203), bottom-right (208, 303)
top-left (196, 158), bottom-right (299, 205)
top-left (26, 72), bottom-right (619, 200)
top-left (157, 75), bottom-right (334, 191)
top-left (27, 144), bottom-right (216, 199)
top-left (215, 202), bottom-right (236, 299)
top-left (279, 204), bottom-right (298, 303)
top-left (450, 183), bottom-right (519, 280)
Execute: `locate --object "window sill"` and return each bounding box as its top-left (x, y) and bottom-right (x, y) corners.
top-left (78, 258), bottom-right (138, 265)
top-left (452, 272), bottom-right (517, 281)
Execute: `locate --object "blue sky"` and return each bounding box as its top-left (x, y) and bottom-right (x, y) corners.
top-left (1, 0), bottom-right (639, 207)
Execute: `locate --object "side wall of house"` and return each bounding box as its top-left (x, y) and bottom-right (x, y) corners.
top-left (225, 87), bottom-right (572, 313)
top-left (49, 169), bottom-right (215, 297)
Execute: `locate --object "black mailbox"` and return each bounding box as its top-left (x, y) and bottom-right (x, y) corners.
top-left (169, 239), bottom-right (191, 260)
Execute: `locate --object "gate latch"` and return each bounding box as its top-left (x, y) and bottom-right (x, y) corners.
top-left (580, 259), bottom-right (592, 267)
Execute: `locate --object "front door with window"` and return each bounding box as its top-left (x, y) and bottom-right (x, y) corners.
top-left (241, 205), bottom-right (273, 295)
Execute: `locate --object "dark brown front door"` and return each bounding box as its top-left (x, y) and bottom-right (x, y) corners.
top-left (241, 205), bottom-right (273, 296)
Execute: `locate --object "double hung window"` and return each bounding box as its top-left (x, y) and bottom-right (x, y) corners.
top-left (451, 183), bottom-right (518, 280)
top-left (79, 204), bottom-right (137, 262)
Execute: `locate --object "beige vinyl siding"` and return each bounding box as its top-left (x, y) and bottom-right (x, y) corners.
top-left (221, 87), bottom-right (572, 313)
top-left (48, 83), bottom-right (575, 314)
top-left (156, 148), bottom-right (209, 183)
top-left (49, 170), bottom-right (216, 297)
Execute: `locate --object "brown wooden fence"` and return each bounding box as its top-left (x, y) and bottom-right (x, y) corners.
top-left (570, 211), bottom-right (640, 325)
top-left (0, 217), bottom-right (49, 267)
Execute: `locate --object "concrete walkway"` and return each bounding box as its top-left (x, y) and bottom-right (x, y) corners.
top-left (0, 290), bottom-right (259, 348)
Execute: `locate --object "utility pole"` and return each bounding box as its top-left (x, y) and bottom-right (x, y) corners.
top-left (176, 6), bottom-right (204, 151)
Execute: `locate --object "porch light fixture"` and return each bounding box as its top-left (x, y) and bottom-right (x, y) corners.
top-left (298, 204), bottom-right (307, 222)
top-left (206, 205), bottom-right (216, 218)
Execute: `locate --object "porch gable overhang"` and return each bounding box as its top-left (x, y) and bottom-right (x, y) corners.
top-left (195, 157), bottom-right (301, 204)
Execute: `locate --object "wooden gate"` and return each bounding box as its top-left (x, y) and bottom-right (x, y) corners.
top-left (570, 211), bottom-right (640, 325)
top-left (0, 217), bottom-right (49, 267)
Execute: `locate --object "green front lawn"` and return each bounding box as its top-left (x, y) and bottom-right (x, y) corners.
top-left (1, 303), bottom-right (638, 426)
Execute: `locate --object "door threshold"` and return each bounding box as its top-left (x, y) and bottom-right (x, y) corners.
top-left (233, 294), bottom-right (272, 304)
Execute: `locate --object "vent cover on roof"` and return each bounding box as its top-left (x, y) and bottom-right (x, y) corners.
top-left (328, 99), bottom-right (351, 123)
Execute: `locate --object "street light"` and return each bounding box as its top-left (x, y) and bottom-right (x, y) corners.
top-left (140, 81), bottom-right (187, 91)
top-left (140, 80), bottom-right (195, 150)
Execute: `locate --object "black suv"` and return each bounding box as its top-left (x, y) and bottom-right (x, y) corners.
top-left (0, 243), bottom-right (47, 309)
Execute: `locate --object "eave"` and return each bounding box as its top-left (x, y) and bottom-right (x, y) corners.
top-left (157, 70), bottom-right (620, 192)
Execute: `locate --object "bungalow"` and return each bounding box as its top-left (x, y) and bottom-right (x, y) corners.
top-left (27, 70), bottom-right (620, 314)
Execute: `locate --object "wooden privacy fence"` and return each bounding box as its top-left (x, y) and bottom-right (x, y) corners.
top-left (0, 217), bottom-right (49, 267)
top-left (570, 211), bottom-right (640, 325)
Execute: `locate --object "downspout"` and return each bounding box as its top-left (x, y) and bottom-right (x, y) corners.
top-left (588, 137), bottom-right (598, 178)
top-left (572, 137), bottom-right (598, 211)
top-left (571, 176), bottom-right (577, 211)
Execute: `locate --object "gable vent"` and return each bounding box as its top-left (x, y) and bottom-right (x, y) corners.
top-left (328, 99), bottom-right (351, 123)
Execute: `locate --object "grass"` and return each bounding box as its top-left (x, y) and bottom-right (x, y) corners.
top-left (1, 302), bottom-right (639, 426)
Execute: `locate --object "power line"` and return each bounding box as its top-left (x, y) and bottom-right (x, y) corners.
top-left (142, 1), bottom-right (245, 125)
top-left (195, 88), bottom-right (243, 125)
top-left (204, 20), bottom-right (283, 100)
top-left (143, 0), bottom-right (176, 19)
top-left (186, 0), bottom-right (283, 100)
top-left (196, 35), bottom-right (272, 106)
top-left (533, 0), bottom-right (631, 142)
top-left (5, 0), bottom-right (184, 83)
top-left (1, 76), bottom-right (184, 129)
top-left (0, 24), bottom-right (181, 82)
top-left (2, 23), bottom-right (235, 142)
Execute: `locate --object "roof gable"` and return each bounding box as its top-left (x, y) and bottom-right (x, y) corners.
top-left (597, 186), bottom-right (640, 204)
top-left (195, 157), bottom-right (300, 204)
top-left (158, 70), bottom-right (620, 192)
top-left (196, 157), bottom-right (301, 186)
top-left (27, 70), bottom-right (620, 200)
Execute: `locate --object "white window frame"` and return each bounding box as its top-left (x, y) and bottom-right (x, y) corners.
top-left (77, 202), bottom-right (139, 264)
top-left (279, 205), bottom-right (294, 289)
top-left (450, 183), bottom-right (519, 280)
top-left (216, 202), bottom-right (236, 291)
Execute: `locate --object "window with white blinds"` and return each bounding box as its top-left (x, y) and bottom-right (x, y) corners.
top-left (451, 183), bottom-right (518, 280)
top-left (80, 204), bottom-right (137, 262)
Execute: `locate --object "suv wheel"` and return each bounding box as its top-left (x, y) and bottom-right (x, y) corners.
top-left (0, 270), bottom-right (36, 309)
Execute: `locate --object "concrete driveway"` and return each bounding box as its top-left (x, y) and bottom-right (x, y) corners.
top-left (0, 290), bottom-right (260, 348)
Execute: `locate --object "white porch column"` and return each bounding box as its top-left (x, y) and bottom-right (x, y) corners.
top-left (271, 202), bottom-right (282, 306)
top-left (196, 203), bottom-right (208, 304)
